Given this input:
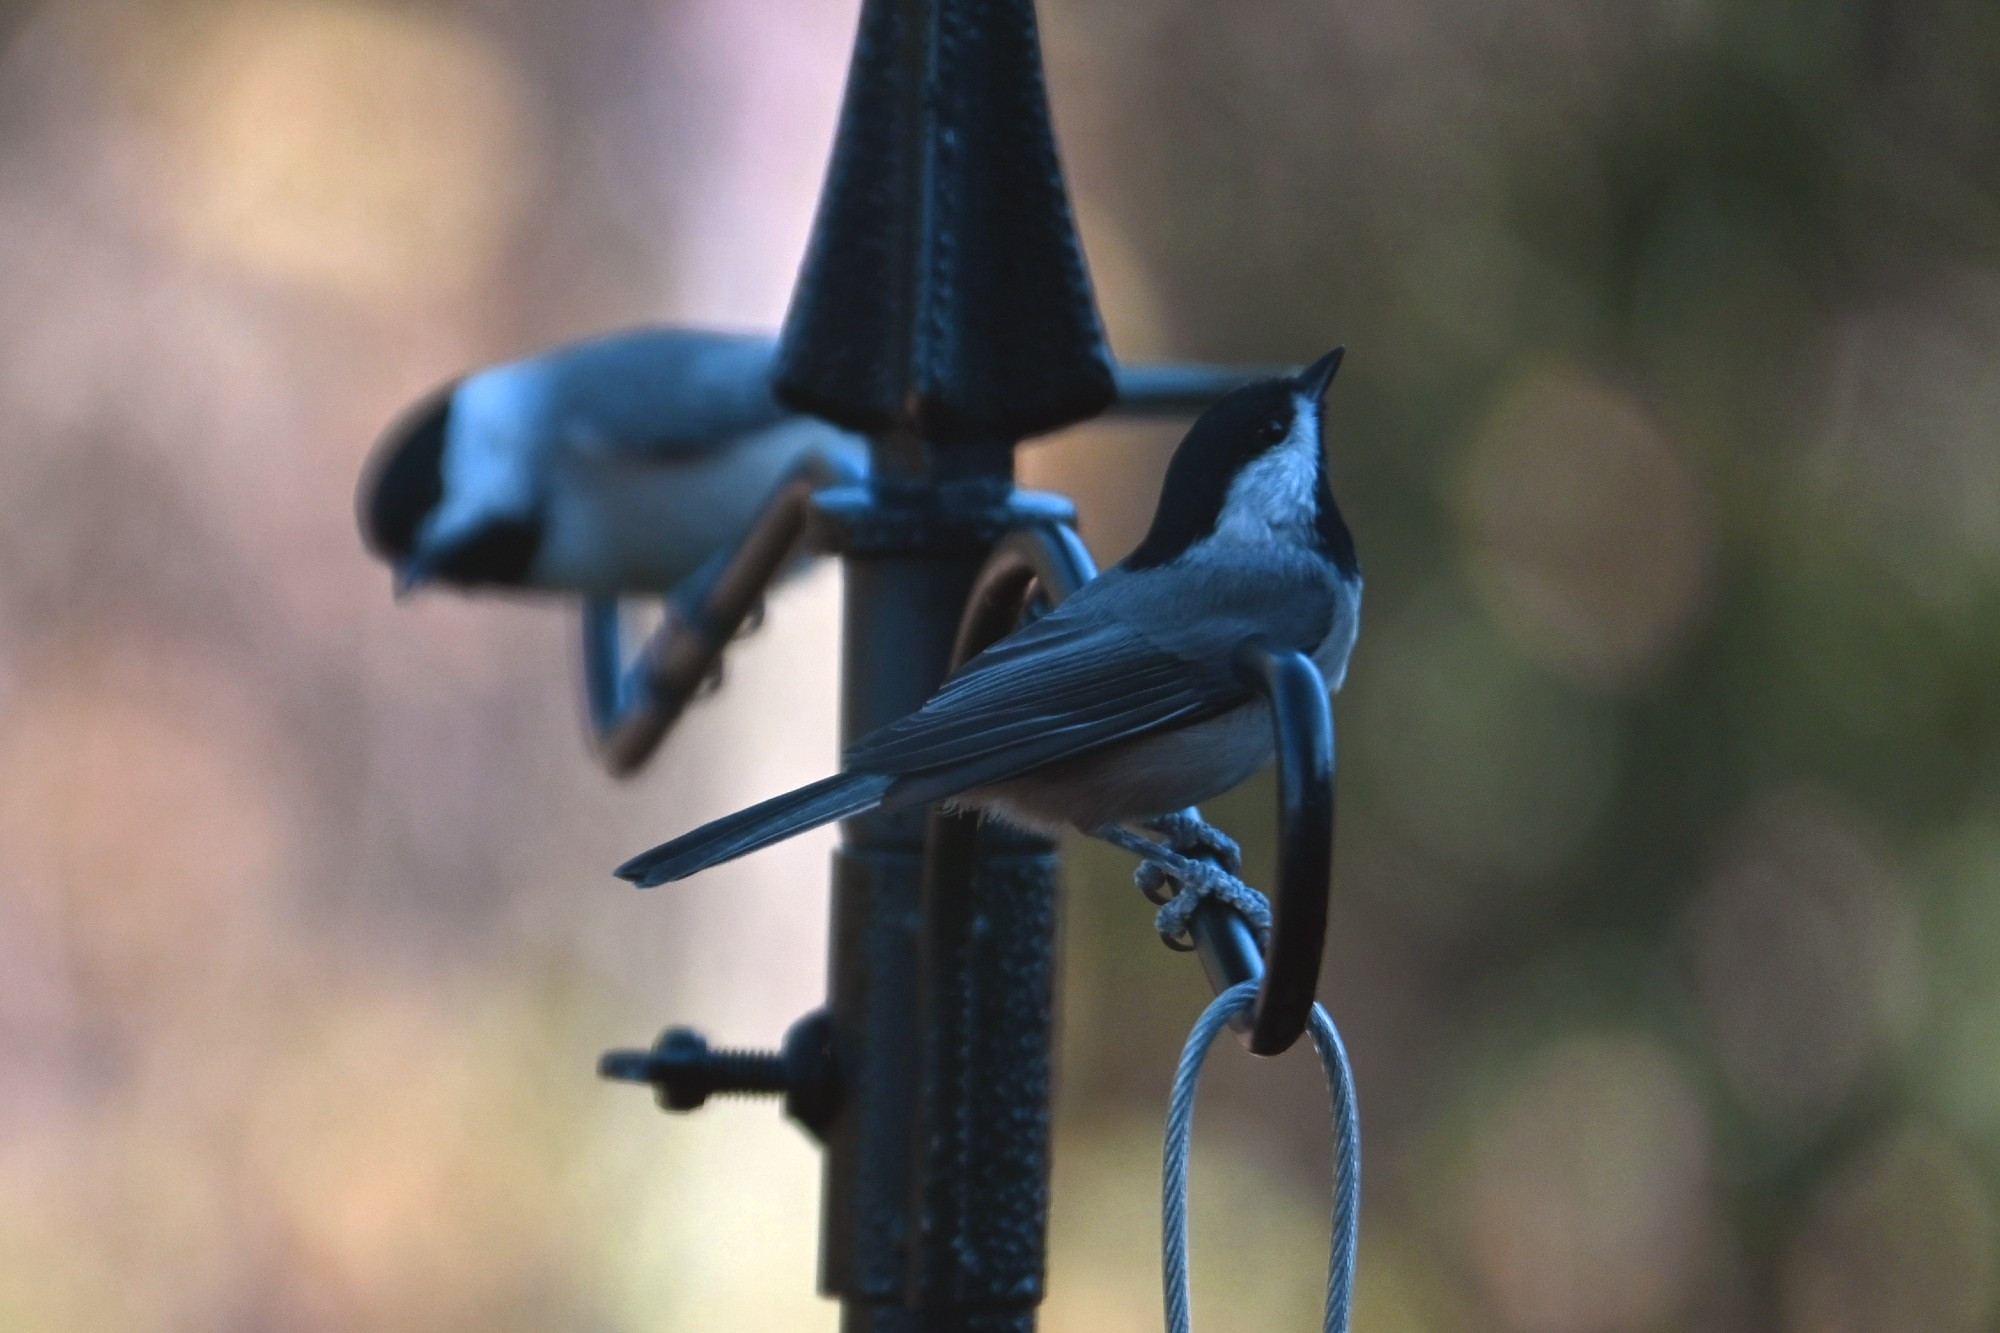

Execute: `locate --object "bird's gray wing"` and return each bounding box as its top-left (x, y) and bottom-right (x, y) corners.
top-left (553, 328), bottom-right (793, 458)
top-left (847, 561), bottom-right (1334, 807)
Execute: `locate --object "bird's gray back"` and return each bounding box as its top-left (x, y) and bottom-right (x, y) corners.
top-left (550, 328), bottom-right (792, 457)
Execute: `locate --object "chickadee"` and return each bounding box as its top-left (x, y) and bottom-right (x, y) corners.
top-left (617, 349), bottom-right (1360, 887)
top-left (360, 328), bottom-right (1285, 597)
top-left (358, 328), bottom-right (867, 595)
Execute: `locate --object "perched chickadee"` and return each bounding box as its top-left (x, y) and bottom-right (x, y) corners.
top-left (358, 328), bottom-right (867, 595)
top-left (617, 349), bottom-right (1361, 887)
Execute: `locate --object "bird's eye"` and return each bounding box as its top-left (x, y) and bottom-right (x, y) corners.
top-left (1258, 418), bottom-right (1289, 444)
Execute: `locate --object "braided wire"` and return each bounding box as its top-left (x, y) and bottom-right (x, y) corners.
top-left (1162, 981), bottom-right (1360, 1333)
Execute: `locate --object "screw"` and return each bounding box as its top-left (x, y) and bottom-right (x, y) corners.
top-left (599, 1011), bottom-right (840, 1138)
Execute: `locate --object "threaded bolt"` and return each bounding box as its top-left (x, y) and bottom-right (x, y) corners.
top-left (598, 1027), bottom-right (783, 1111)
top-left (599, 1013), bottom-right (840, 1139)
top-left (698, 1045), bottom-right (790, 1098)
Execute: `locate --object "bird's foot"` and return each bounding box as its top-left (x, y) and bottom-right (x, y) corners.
top-left (1145, 858), bottom-right (1272, 953)
top-left (1096, 824), bottom-right (1271, 953)
top-left (1144, 808), bottom-right (1243, 875)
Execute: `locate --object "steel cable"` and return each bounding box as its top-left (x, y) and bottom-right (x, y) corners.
top-left (1162, 980), bottom-right (1360, 1333)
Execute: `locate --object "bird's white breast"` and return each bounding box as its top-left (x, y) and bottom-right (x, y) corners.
top-left (534, 418), bottom-right (848, 593)
top-left (970, 700), bottom-right (1277, 835)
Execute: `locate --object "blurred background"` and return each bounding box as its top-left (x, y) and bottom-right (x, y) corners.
top-left (0, 0), bottom-right (1996, 1328)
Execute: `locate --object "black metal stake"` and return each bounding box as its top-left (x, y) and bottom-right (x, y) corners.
top-left (774, 1), bottom-right (1113, 1326)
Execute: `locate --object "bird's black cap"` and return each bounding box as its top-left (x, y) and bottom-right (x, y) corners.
top-left (358, 380), bottom-right (455, 563)
top-left (357, 378), bottom-right (543, 591)
top-left (1122, 348), bottom-right (1348, 572)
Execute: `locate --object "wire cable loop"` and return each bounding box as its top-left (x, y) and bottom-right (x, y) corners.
top-left (1163, 981), bottom-right (1360, 1333)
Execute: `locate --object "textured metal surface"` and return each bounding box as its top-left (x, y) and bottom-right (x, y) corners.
top-left (775, 0), bottom-right (1113, 447)
top-left (822, 551), bottom-right (983, 1314)
top-left (911, 827), bottom-right (1059, 1313)
top-left (821, 844), bottom-right (926, 1307)
top-left (821, 535), bottom-right (1067, 1328)
top-left (820, 547), bottom-right (998, 1325)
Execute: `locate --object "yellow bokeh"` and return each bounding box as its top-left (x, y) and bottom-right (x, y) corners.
top-left (166, 2), bottom-right (543, 303)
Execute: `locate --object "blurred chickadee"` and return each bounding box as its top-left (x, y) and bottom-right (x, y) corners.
top-left (358, 328), bottom-right (867, 595)
top-left (617, 349), bottom-right (1360, 887)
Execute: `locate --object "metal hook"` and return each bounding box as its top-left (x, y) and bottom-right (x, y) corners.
top-left (947, 523), bottom-right (1098, 669)
top-left (1216, 639), bottom-right (1336, 1056)
top-left (1137, 644), bottom-right (1335, 1054)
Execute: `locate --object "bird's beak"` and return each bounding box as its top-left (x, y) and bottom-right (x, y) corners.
top-left (394, 545), bottom-right (442, 598)
top-left (1297, 347), bottom-right (1345, 401)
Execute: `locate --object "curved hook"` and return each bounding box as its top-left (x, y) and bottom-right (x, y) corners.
top-left (581, 468), bottom-right (832, 776)
top-left (1227, 638), bottom-right (1336, 1056)
top-left (947, 522), bottom-right (1098, 671)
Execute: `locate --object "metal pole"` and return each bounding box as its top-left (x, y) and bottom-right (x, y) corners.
top-left (776, 0), bottom-right (1113, 1326)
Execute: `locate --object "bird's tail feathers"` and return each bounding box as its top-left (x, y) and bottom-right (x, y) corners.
top-left (616, 773), bottom-right (894, 887)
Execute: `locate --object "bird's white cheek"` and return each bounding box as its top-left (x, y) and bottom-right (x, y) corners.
top-left (1215, 434), bottom-right (1321, 541)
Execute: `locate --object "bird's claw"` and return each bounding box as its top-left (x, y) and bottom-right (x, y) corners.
top-left (1146, 851), bottom-right (1271, 953)
top-left (1145, 808), bottom-right (1243, 875)
top-left (1094, 820), bottom-right (1269, 951)
top-left (1135, 859), bottom-right (1179, 908)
